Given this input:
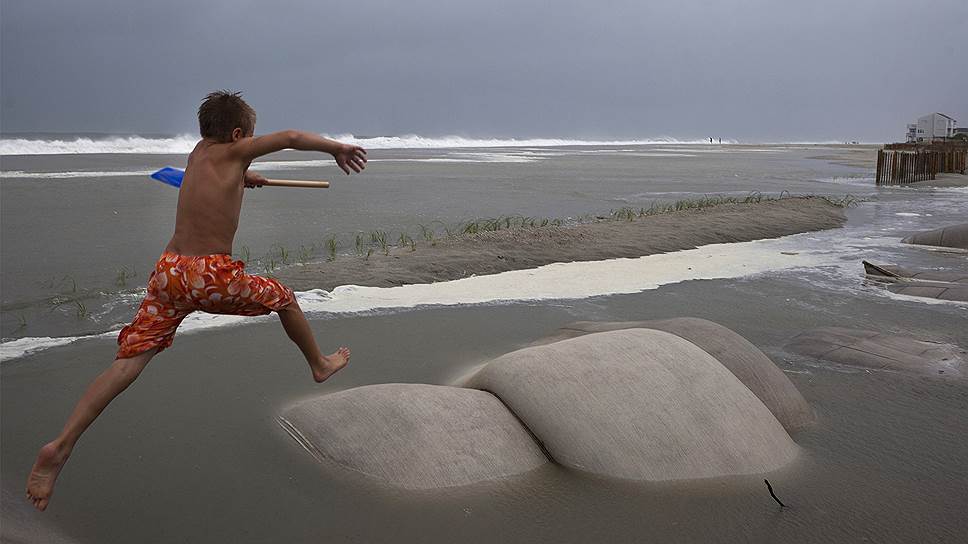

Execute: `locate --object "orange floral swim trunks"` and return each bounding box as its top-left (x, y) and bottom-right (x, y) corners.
top-left (117, 252), bottom-right (295, 359)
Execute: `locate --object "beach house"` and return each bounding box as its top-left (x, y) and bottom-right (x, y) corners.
top-left (906, 112), bottom-right (957, 142)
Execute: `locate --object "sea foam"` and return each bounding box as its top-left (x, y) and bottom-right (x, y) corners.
top-left (0, 169), bottom-right (156, 179)
top-left (1, 134), bottom-right (720, 155)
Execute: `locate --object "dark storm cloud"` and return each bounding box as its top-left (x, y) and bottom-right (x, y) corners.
top-left (2, 0), bottom-right (966, 141)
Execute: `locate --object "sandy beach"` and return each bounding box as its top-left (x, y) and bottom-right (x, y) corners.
top-left (3, 249), bottom-right (966, 543)
top-left (277, 196), bottom-right (848, 291)
top-left (3, 144), bottom-right (967, 543)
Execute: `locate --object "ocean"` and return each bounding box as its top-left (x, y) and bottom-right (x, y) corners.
top-left (1, 134), bottom-right (965, 360)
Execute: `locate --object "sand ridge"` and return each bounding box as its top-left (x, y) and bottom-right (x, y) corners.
top-left (277, 197), bottom-right (847, 292)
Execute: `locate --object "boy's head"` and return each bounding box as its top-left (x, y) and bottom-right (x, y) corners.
top-left (198, 90), bottom-right (256, 142)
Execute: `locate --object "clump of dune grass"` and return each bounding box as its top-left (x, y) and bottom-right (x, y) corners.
top-left (326, 236), bottom-right (338, 261)
top-left (606, 192), bottom-right (859, 223)
top-left (818, 194), bottom-right (860, 207)
top-left (452, 215), bottom-right (563, 236)
top-left (297, 245), bottom-right (312, 265)
top-left (276, 245), bottom-right (290, 265)
top-left (46, 275), bottom-right (92, 320)
top-left (398, 232), bottom-right (416, 251)
top-left (262, 255), bottom-right (279, 276)
top-left (397, 233), bottom-right (417, 252)
top-left (114, 266), bottom-right (137, 287)
top-left (370, 231), bottom-right (389, 255)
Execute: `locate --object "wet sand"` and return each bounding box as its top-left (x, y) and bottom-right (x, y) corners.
top-left (806, 144), bottom-right (878, 169)
top-left (910, 172), bottom-right (968, 188)
top-left (2, 271), bottom-right (966, 543)
top-left (277, 197), bottom-right (847, 291)
top-left (3, 171), bottom-right (967, 542)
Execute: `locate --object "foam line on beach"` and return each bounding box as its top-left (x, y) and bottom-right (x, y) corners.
top-left (0, 333), bottom-right (116, 361)
top-left (0, 314), bottom-right (267, 362)
top-left (291, 238), bottom-right (840, 314)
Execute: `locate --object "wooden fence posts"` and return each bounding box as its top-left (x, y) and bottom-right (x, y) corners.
top-left (875, 145), bottom-right (968, 185)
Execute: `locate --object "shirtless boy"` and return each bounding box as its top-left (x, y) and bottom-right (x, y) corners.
top-left (26, 90), bottom-right (367, 511)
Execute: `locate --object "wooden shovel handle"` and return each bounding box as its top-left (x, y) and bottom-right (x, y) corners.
top-left (262, 179), bottom-right (330, 188)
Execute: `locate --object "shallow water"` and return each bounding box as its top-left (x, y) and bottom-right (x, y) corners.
top-left (3, 145), bottom-right (966, 360)
top-left (1, 143), bottom-right (876, 343)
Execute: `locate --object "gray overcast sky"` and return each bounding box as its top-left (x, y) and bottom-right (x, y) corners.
top-left (2, 0), bottom-right (966, 141)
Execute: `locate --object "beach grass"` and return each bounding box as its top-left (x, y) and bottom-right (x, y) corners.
top-left (606, 192), bottom-right (858, 223)
top-left (114, 266), bottom-right (137, 287)
top-left (45, 275), bottom-right (95, 320)
top-left (297, 245), bottom-right (312, 265)
top-left (242, 193), bottom-right (858, 272)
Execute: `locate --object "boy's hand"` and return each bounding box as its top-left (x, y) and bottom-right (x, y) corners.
top-left (244, 170), bottom-right (267, 188)
top-left (332, 144), bottom-right (367, 175)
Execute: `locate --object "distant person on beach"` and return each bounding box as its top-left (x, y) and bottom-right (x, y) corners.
top-left (26, 90), bottom-right (367, 511)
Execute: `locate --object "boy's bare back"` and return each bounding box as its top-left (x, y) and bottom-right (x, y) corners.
top-left (166, 140), bottom-right (250, 256)
top-left (167, 132), bottom-right (366, 258)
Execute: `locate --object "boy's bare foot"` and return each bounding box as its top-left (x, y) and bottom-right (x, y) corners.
top-left (26, 441), bottom-right (69, 512)
top-left (311, 347), bottom-right (350, 383)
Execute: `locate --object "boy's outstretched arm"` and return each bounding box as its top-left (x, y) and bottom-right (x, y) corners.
top-left (231, 130), bottom-right (367, 174)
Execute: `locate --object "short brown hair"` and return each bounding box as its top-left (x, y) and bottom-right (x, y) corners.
top-left (197, 90), bottom-right (256, 142)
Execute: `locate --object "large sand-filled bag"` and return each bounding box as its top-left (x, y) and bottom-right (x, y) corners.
top-left (466, 329), bottom-right (799, 481)
top-left (862, 261), bottom-right (968, 302)
top-left (901, 223), bottom-right (968, 250)
top-left (280, 383), bottom-right (548, 489)
top-left (785, 327), bottom-right (965, 377)
top-left (531, 318), bottom-right (814, 432)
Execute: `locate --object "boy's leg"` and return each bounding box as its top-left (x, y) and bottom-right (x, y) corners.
top-left (276, 300), bottom-right (350, 382)
top-left (26, 348), bottom-right (158, 511)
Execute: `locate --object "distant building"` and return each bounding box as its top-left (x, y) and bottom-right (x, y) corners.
top-left (906, 112), bottom-right (957, 142)
top-left (906, 123), bottom-right (917, 142)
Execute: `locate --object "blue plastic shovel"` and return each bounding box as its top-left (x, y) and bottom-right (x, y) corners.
top-left (150, 167), bottom-right (330, 188)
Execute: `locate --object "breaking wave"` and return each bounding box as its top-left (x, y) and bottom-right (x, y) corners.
top-left (1, 133), bottom-right (728, 155)
top-left (0, 169), bottom-right (156, 179)
top-left (0, 134), bottom-right (200, 155)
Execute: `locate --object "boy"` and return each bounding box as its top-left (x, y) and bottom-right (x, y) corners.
top-left (26, 90), bottom-right (367, 511)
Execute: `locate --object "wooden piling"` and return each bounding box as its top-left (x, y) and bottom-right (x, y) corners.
top-left (875, 143), bottom-right (967, 185)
